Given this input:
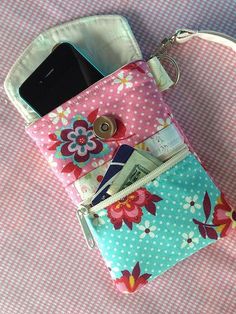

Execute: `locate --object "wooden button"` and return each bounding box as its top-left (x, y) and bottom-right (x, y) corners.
top-left (93, 116), bottom-right (117, 140)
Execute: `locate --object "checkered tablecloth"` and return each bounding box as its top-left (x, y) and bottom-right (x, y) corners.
top-left (0, 1), bottom-right (235, 313)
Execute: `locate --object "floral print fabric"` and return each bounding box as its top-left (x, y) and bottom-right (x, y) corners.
top-left (25, 60), bottom-right (233, 294)
top-left (55, 117), bottom-right (107, 165)
top-left (106, 188), bottom-right (162, 230)
top-left (86, 154), bottom-right (234, 293)
top-left (26, 60), bottom-right (173, 191)
top-left (213, 194), bottom-right (236, 237)
top-left (114, 262), bottom-right (151, 293)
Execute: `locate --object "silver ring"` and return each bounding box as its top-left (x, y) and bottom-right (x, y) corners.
top-left (158, 54), bottom-right (180, 86)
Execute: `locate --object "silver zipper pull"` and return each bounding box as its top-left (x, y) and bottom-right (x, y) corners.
top-left (76, 205), bottom-right (95, 249)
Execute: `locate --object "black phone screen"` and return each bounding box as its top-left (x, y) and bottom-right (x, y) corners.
top-left (19, 43), bottom-right (104, 116)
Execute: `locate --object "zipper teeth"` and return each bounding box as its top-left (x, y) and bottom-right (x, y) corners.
top-left (88, 147), bottom-right (190, 214)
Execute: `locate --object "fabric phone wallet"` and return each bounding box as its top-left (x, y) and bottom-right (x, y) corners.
top-left (5, 16), bottom-right (235, 294)
top-left (25, 60), bottom-right (234, 294)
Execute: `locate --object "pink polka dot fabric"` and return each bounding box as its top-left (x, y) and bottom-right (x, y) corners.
top-left (1, 1), bottom-right (236, 313)
top-left (26, 60), bottom-right (175, 202)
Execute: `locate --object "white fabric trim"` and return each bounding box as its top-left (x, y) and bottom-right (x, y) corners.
top-left (4, 15), bottom-right (142, 124)
top-left (176, 30), bottom-right (236, 52)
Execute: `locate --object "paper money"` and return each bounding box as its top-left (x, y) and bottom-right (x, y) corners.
top-left (137, 148), bottom-right (163, 165)
top-left (107, 150), bottom-right (162, 195)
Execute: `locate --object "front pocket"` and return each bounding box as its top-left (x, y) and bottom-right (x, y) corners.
top-left (85, 146), bottom-right (190, 213)
top-left (83, 152), bottom-right (232, 293)
top-left (26, 60), bottom-right (173, 190)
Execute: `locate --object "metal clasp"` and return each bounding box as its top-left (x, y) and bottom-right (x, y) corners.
top-left (151, 29), bottom-right (196, 57)
top-left (149, 30), bottom-right (194, 86)
top-left (150, 34), bottom-right (177, 59)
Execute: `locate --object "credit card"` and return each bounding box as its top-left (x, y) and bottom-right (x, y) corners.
top-left (91, 144), bottom-right (134, 205)
top-left (107, 149), bottom-right (162, 195)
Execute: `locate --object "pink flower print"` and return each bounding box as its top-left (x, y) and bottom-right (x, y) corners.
top-left (55, 117), bottom-right (110, 167)
top-left (213, 194), bottom-right (236, 237)
top-left (114, 262), bottom-right (151, 294)
top-left (106, 189), bottom-right (146, 230)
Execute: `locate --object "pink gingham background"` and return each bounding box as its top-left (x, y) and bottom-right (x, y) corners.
top-left (0, 0), bottom-right (235, 313)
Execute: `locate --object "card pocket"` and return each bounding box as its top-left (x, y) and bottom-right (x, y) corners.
top-left (82, 149), bottom-right (233, 293)
top-left (26, 60), bottom-right (173, 192)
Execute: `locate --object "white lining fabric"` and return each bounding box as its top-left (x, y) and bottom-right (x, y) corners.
top-left (4, 15), bottom-right (143, 124)
top-left (6, 16), bottom-right (234, 126)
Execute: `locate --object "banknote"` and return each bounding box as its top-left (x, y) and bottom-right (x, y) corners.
top-left (137, 148), bottom-right (163, 166)
top-left (107, 150), bottom-right (162, 195)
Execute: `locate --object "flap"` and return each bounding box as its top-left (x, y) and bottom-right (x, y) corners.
top-left (4, 15), bottom-right (142, 124)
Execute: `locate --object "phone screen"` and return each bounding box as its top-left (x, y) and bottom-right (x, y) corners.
top-left (19, 43), bottom-right (104, 116)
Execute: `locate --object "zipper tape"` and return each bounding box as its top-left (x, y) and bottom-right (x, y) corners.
top-left (76, 146), bottom-right (190, 248)
top-left (88, 146), bottom-right (190, 214)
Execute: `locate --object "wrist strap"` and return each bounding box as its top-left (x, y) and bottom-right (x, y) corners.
top-left (175, 29), bottom-right (236, 51)
top-left (150, 29), bottom-right (236, 86)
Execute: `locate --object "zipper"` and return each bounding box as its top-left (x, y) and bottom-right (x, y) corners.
top-left (76, 206), bottom-right (96, 249)
top-left (76, 146), bottom-right (190, 248)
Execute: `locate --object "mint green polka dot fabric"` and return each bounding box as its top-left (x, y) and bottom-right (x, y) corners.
top-left (86, 154), bottom-right (222, 293)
